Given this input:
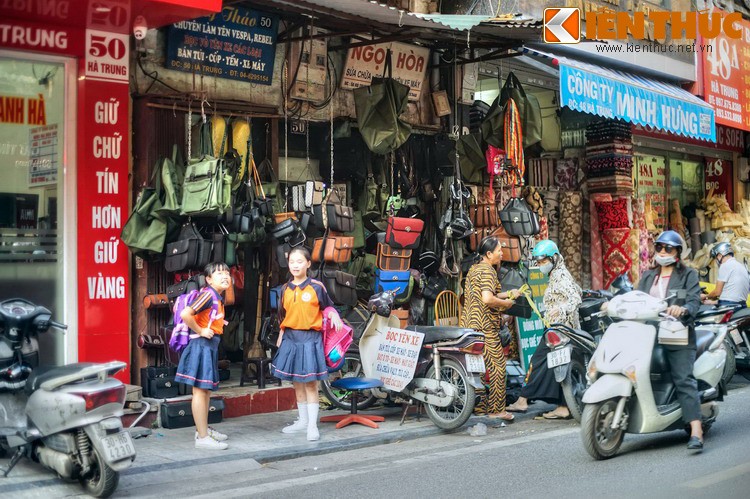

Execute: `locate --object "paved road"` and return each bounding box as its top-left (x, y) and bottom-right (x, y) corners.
top-left (4, 378), bottom-right (750, 498)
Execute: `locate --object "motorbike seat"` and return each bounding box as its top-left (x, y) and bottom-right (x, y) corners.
top-left (24, 363), bottom-right (98, 396)
top-left (695, 329), bottom-right (714, 359)
top-left (405, 325), bottom-right (477, 344)
top-left (696, 304), bottom-right (736, 319)
top-left (729, 307), bottom-right (750, 320)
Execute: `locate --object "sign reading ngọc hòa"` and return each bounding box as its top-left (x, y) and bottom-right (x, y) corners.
top-left (341, 40), bottom-right (430, 100)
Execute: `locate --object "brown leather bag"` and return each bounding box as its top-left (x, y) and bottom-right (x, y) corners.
top-left (469, 204), bottom-right (499, 228)
top-left (467, 227), bottom-right (495, 252)
top-left (273, 212), bottom-right (297, 224)
top-left (376, 242), bottom-right (412, 271)
top-left (312, 235), bottom-right (354, 263)
top-left (492, 226), bottom-right (522, 263)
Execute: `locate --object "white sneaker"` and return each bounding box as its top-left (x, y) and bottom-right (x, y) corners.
top-left (307, 425), bottom-right (320, 441)
top-left (282, 420), bottom-right (308, 434)
top-left (196, 427), bottom-right (228, 442)
top-left (195, 435), bottom-right (228, 450)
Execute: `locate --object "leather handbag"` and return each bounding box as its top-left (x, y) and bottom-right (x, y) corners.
top-left (498, 265), bottom-right (532, 319)
top-left (419, 250), bottom-right (439, 276)
top-left (385, 217), bottom-right (424, 249)
top-left (468, 227), bottom-right (494, 252)
top-left (291, 184), bottom-right (306, 212)
top-left (166, 276), bottom-right (203, 301)
top-left (319, 269), bottom-right (358, 306)
top-left (492, 226), bottom-right (522, 263)
top-left (165, 223), bottom-right (212, 273)
top-left (143, 294), bottom-right (169, 309)
top-left (276, 242), bottom-right (292, 269)
top-left (422, 275), bottom-right (447, 302)
top-left (312, 236), bottom-right (354, 263)
top-left (270, 218), bottom-right (299, 241)
top-left (325, 204), bottom-right (355, 232)
top-left (161, 398), bottom-right (224, 428)
top-left (448, 212), bottom-right (474, 240)
top-left (274, 212), bottom-right (297, 224)
top-left (374, 269), bottom-right (412, 303)
top-left (376, 242), bottom-right (412, 271)
top-left (469, 204), bottom-right (499, 228)
top-left (499, 197), bottom-right (541, 236)
top-left (305, 180), bottom-right (325, 208)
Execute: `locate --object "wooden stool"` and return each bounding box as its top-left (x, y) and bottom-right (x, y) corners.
top-left (320, 378), bottom-right (385, 429)
top-left (241, 357), bottom-right (282, 389)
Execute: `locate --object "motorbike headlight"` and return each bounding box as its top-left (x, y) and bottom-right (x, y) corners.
top-left (586, 359), bottom-right (598, 383)
top-left (622, 364), bottom-right (637, 388)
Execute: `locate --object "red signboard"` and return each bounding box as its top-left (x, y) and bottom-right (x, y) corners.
top-left (702, 9), bottom-right (750, 131)
top-left (632, 123), bottom-right (745, 153)
top-left (705, 158), bottom-right (733, 208)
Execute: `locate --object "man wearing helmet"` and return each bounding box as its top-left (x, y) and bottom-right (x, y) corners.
top-left (636, 230), bottom-right (704, 451)
top-left (506, 239), bottom-right (582, 418)
top-left (702, 242), bottom-right (749, 307)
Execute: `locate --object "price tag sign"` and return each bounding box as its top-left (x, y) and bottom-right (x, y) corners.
top-left (702, 8), bottom-right (750, 131)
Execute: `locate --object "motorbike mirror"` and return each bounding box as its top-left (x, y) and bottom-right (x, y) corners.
top-left (611, 273), bottom-right (634, 292)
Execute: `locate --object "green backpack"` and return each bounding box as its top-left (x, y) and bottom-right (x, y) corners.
top-left (180, 155), bottom-right (232, 217)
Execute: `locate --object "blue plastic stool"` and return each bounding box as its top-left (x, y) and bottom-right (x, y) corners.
top-left (320, 377), bottom-right (385, 429)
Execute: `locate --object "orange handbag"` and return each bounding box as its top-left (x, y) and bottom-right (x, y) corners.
top-left (467, 227), bottom-right (495, 252)
top-left (492, 226), bottom-right (522, 263)
top-left (469, 204), bottom-right (499, 228)
top-left (376, 242), bottom-right (412, 271)
top-left (312, 236), bottom-right (354, 263)
top-left (273, 212), bottom-right (297, 224)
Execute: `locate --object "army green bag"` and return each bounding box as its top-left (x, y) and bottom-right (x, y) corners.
top-left (481, 72), bottom-right (542, 149)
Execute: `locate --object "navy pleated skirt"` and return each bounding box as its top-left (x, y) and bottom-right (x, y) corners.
top-left (271, 329), bottom-right (329, 382)
top-left (176, 335), bottom-right (220, 391)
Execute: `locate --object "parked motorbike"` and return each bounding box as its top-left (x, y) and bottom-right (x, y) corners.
top-left (322, 293), bottom-right (486, 430)
top-left (580, 290), bottom-right (727, 459)
top-left (694, 302), bottom-right (747, 385)
top-left (0, 299), bottom-right (135, 497)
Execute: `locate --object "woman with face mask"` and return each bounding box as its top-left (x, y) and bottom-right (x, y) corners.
top-left (636, 230), bottom-right (705, 452)
top-left (507, 240), bottom-right (582, 418)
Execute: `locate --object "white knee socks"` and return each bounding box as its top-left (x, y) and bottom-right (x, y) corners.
top-left (282, 402), bottom-right (308, 434)
top-left (307, 403), bottom-right (320, 441)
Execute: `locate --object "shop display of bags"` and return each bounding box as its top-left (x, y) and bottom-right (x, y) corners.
top-left (376, 242), bottom-right (412, 271)
top-left (374, 269), bottom-right (412, 303)
top-left (326, 204), bottom-right (355, 232)
top-left (180, 155), bottom-right (232, 217)
top-left (469, 204), bottom-right (499, 228)
top-left (164, 222), bottom-right (212, 273)
top-left (305, 180), bottom-right (325, 208)
top-left (312, 235), bottom-right (354, 264)
top-left (385, 216), bottom-right (424, 249)
top-left (499, 197), bottom-right (541, 236)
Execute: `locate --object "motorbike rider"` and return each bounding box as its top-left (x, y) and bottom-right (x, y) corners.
top-left (506, 240), bottom-right (582, 419)
top-left (701, 242), bottom-right (749, 308)
top-left (636, 230), bottom-right (704, 451)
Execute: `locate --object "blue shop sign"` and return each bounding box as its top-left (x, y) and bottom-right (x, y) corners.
top-left (560, 63), bottom-right (716, 142)
top-left (167, 6), bottom-right (278, 85)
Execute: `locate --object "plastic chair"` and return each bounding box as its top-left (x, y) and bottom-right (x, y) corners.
top-left (434, 290), bottom-right (460, 326)
top-left (320, 378), bottom-right (385, 429)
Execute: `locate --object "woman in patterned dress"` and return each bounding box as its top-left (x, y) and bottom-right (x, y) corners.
top-left (507, 239), bottom-right (582, 419)
top-left (460, 236), bottom-right (521, 421)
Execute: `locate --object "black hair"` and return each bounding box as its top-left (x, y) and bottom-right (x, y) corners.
top-left (288, 246), bottom-right (311, 262)
top-left (204, 261), bottom-right (229, 277)
top-left (477, 236), bottom-right (500, 257)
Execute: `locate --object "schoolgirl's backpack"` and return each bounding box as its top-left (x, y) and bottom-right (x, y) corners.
top-left (169, 288), bottom-right (220, 353)
top-left (321, 307), bottom-right (353, 371)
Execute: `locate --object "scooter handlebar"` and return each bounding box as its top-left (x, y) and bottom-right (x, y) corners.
top-left (50, 320), bottom-right (67, 330)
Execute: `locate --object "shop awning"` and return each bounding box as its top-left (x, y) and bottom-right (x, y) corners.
top-left (522, 47), bottom-right (716, 142)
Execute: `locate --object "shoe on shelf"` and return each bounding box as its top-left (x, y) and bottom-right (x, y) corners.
top-left (196, 427), bottom-right (228, 442)
top-left (282, 420), bottom-right (308, 434)
top-left (687, 436), bottom-right (703, 452)
top-left (195, 435), bottom-right (228, 450)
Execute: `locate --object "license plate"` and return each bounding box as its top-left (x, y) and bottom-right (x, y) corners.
top-left (101, 432), bottom-right (135, 463)
top-left (547, 346), bottom-right (572, 368)
top-left (730, 328), bottom-right (744, 345)
top-left (465, 354), bottom-right (486, 373)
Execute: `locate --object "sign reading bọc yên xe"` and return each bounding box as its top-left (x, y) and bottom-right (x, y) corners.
top-left (374, 328), bottom-right (424, 391)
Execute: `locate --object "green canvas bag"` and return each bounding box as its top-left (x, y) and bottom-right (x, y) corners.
top-left (455, 133), bottom-right (485, 184)
top-left (481, 72), bottom-right (542, 149)
top-left (120, 187), bottom-right (168, 256)
top-left (180, 155), bottom-right (232, 216)
top-left (154, 144), bottom-right (185, 217)
top-left (353, 51), bottom-right (411, 155)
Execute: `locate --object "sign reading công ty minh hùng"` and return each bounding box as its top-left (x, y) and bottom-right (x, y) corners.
top-left (166, 5), bottom-right (278, 85)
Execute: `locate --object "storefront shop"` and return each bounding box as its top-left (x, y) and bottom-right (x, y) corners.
top-left (0, 1), bottom-right (221, 381)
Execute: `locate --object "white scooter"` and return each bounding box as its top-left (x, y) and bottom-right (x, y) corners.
top-left (581, 291), bottom-right (727, 459)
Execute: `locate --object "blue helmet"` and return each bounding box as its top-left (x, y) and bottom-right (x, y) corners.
top-left (532, 240), bottom-right (560, 259)
top-left (655, 230), bottom-right (683, 250)
top-left (710, 242), bottom-right (733, 258)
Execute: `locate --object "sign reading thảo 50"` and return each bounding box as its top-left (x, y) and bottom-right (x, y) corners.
top-left (544, 8), bottom-right (744, 44)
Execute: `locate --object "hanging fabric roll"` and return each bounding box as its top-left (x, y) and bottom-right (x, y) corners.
top-left (559, 191), bottom-right (583, 283)
top-left (503, 98), bottom-right (524, 186)
top-left (601, 227), bottom-right (633, 289)
top-left (589, 193), bottom-right (612, 290)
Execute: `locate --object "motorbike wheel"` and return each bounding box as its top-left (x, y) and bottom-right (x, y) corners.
top-left (423, 358), bottom-right (475, 431)
top-left (320, 354), bottom-right (377, 411)
top-left (560, 356), bottom-right (587, 424)
top-left (722, 339), bottom-right (736, 387)
top-left (581, 398), bottom-right (625, 460)
top-left (79, 448), bottom-right (119, 498)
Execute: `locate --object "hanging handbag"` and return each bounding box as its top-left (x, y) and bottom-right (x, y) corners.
top-left (166, 275), bottom-right (203, 301)
top-left (153, 144), bottom-right (185, 217)
top-left (353, 50), bottom-right (411, 155)
top-left (374, 269), bottom-right (412, 303)
top-left (325, 204), bottom-right (355, 233)
top-left (274, 212), bottom-right (297, 224)
top-left (376, 242), bottom-right (412, 271)
top-left (164, 222), bottom-right (212, 272)
top-left (385, 217), bottom-right (424, 249)
top-left (492, 226), bottom-right (522, 263)
top-left (422, 274), bottom-right (447, 302)
top-left (270, 218), bottom-right (299, 241)
top-left (419, 250), bottom-right (439, 275)
top-left (469, 204), bottom-right (499, 228)
top-left (318, 269), bottom-right (358, 306)
top-left (120, 186), bottom-right (169, 257)
top-left (499, 197), bottom-right (541, 236)
top-left (291, 184), bottom-right (306, 212)
top-left (481, 71), bottom-right (543, 149)
top-left (454, 133), bottom-right (485, 184)
top-left (305, 180), bottom-right (325, 208)
top-left (180, 155), bottom-right (232, 217)
top-left (311, 236), bottom-right (355, 264)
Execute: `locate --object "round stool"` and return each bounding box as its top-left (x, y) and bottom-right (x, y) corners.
top-left (320, 377), bottom-right (385, 429)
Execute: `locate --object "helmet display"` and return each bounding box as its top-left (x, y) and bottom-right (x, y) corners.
top-left (710, 242), bottom-right (733, 258)
top-left (531, 240), bottom-right (560, 259)
top-left (655, 230), bottom-right (683, 249)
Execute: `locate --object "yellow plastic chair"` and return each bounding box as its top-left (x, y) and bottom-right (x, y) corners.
top-left (434, 290), bottom-right (461, 326)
